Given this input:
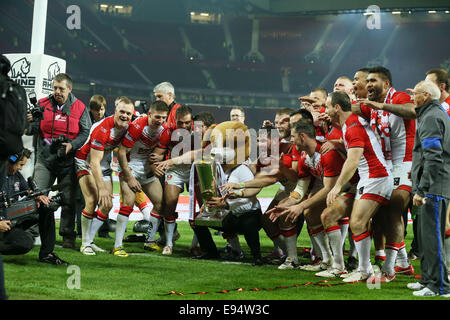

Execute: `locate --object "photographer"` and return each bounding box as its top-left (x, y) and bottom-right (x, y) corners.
top-left (1, 54), bottom-right (28, 299)
top-left (26, 73), bottom-right (91, 249)
top-left (0, 148), bottom-right (67, 264)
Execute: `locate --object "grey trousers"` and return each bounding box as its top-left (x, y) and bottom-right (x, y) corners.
top-left (33, 160), bottom-right (78, 240)
top-left (417, 195), bottom-right (450, 295)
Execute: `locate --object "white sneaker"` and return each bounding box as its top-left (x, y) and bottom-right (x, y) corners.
top-left (413, 287), bottom-right (439, 297)
top-left (299, 263), bottom-right (323, 271)
top-left (316, 268), bottom-right (348, 278)
top-left (372, 264), bottom-right (381, 274)
top-left (407, 282), bottom-right (425, 290)
top-left (278, 257), bottom-right (300, 270)
top-left (90, 243), bottom-right (106, 252)
top-left (300, 260), bottom-right (331, 271)
top-left (80, 245), bottom-right (95, 256)
top-left (342, 270), bottom-right (373, 283)
top-left (162, 245), bottom-right (173, 255)
top-left (340, 268), bottom-right (360, 279)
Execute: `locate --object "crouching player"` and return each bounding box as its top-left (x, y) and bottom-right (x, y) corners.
top-left (76, 97), bottom-right (134, 256)
top-left (117, 101), bottom-right (169, 253)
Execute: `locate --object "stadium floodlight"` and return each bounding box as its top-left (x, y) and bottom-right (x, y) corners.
top-left (428, 10), bottom-right (437, 13)
top-left (392, 11), bottom-right (402, 14)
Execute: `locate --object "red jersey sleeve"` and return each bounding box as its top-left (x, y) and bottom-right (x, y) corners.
top-left (122, 117), bottom-right (146, 148)
top-left (90, 127), bottom-right (108, 151)
top-left (296, 155), bottom-right (310, 178)
top-left (321, 150), bottom-right (345, 177)
top-left (359, 103), bottom-right (372, 119)
top-left (345, 122), bottom-right (366, 149)
top-left (391, 91), bottom-right (413, 105)
top-left (157, 127), bottom-right (171, 149)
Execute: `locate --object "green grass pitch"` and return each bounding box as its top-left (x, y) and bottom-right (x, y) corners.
top-left (2, 184), bottom-right (445, 301)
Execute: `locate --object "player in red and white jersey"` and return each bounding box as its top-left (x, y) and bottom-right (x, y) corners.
top-left (148, 105), bottom-right (194, 255)
top-left (75, 97), bottom-right (134, 256)
top-left (220, 110), bottom-right (312, 265)
top-left (116, 101), bottom-right (169, 253)
top-left (355, 67), bottom-right (416, 282)
top-left (266, 119), bottom-right (357, 275)
top-left (326, 91), bottom-right (393, 282)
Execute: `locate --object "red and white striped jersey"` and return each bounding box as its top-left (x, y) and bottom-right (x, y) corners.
top-left (442, 95), bottom-right (450, 117)
top-left (297, 143), bottom-right (344, 180)
top-left (361, 88), bottom-right (415, 168)
top-left (343, 114), bottom-right (390, 179)
top-left (75, 116), bottom-right (128, 162)
top-left (121, 116), bottom-right (165, 165)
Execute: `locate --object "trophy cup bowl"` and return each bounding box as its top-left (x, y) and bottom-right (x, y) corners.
top-left (193, 161), bottom-right (228, 227)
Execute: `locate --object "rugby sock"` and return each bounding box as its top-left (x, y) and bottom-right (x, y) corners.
top-left (115, 206), bottom-right (133, 249)
top-left (146, 211), bottom-right (161, 243)
top-left (353, 231), bottom-right (373, 274)
top-left (310, 225), bottom-right (332, 264)
top-left (338, 218), bottom-right (350, 249)
top-left (284, 234), bottom-right (299, 263)
top-left (88, 210), bottom-right (108, 245)
top-left (139, 202), bottom-right (152, 222)
top-left (164, 218), bottom-right (176, 247)
top-left (375, 250), bottom-right (386, 262)
top-left (396, 241), bottom-right (410, 268)
top-left (308, 227), bottom-right (322, 262)
top-left (81, 210), bottom-right (93, 246)
top-left (383, 243), bottom-right (401, 275)
top-left (326, 225), bottom-right (344, 269)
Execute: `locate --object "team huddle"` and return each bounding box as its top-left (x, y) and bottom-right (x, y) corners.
top-left (72, 67), bottom-right (450, 297)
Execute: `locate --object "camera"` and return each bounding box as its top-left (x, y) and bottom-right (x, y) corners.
top-left (50, 134), bottom-right (69, 159)
top-left (45, 192), bottom-right (64, 212)
top-left (28, 91), bottom-right (44, 121)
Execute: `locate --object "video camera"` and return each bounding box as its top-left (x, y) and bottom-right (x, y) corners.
top-left (28, 91), bottom-right (44, 121)
top-left (0, 178), bottom-right (65, 227)
top-left (49, 134), bottom-right (69, 159)
top-left (134, 100), bottom-right (149, 115)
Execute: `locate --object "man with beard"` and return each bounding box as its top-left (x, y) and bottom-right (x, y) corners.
top-left (352, 67), bottom-right (387, 268)
top-left (356, 67), bottom-right (416, 283)
top-left (150, 106), bottom-right (194, 255)
top-left (326, 91), bottom-right (393, 283)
